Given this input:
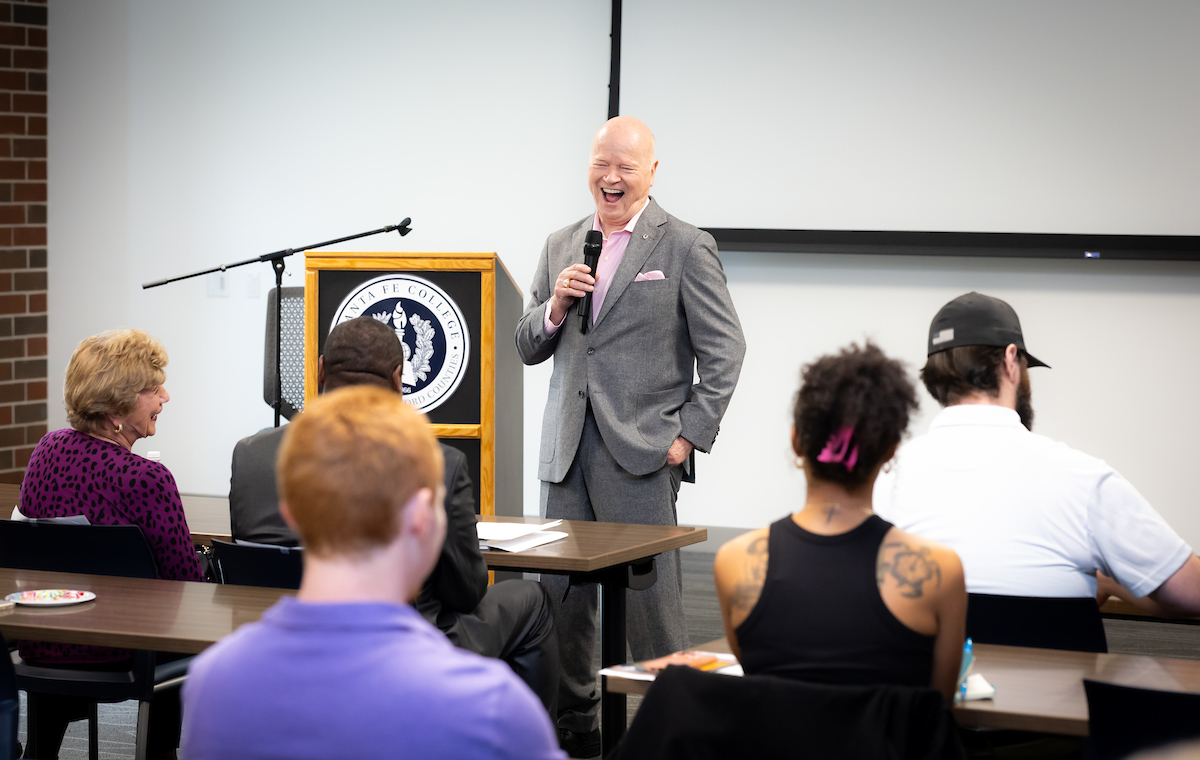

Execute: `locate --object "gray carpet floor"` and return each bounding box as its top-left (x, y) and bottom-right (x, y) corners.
top-left (16, 550), bottom-right (1200, 759)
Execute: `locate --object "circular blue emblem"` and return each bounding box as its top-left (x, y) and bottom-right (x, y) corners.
top-left (331, 274), bottom-right (470, 412)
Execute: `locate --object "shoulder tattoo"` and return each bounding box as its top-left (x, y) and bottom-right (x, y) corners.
top-left (746, 536), bottom-right (768, 581)
top-left (877, 541), bottom-right (942, 599)
top-left (730, 536), bottom-right (769, 612)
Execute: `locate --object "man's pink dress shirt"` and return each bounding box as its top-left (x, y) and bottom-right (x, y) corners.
top-left (543, 200), bottom-right (650, 335)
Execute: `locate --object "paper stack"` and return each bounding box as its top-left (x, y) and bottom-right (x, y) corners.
top-left (477, 520), bottom-right (568, 552)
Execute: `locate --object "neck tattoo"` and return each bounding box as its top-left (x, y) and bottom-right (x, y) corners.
top-left (808, 501), bottom-right (871, 524)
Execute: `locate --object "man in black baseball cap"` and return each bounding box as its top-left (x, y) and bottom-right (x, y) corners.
top-left (926, 291), bottom-right (1049, 370)
top-left (875, 292), bottom-right (1200, 655)
top-left (918, 292), bottom-right (1046, 431)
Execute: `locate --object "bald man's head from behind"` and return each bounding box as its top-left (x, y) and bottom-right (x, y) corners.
top-left (318, 317), bottom-right (406, 394)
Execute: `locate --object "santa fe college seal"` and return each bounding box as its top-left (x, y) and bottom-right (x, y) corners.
top-left (330, 274), bottom-right (470, 412)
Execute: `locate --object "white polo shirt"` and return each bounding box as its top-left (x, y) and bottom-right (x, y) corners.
top-left (874, 404), bottom-right (1192, 599)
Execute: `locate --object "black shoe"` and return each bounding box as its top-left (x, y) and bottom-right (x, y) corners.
top-left (558, 727), bottom-right (602, 759)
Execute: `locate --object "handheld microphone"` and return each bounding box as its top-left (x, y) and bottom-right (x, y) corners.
top-left (579, 230), bottom-right (603, 334)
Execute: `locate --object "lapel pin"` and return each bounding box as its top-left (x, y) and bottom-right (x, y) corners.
top-left (643, 233), bottom-right (649, 239)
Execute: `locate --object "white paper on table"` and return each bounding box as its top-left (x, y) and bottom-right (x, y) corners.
top-left (481, 530), bottom-right (568, 553)
top-left (599, 652), bottom-right (742, 682)
top-left (962, 673), bottom-right (996, 701)
top-left (599, 667), bottom-right (657, 682)
top-left (475, 520), bottom-right (563, 542)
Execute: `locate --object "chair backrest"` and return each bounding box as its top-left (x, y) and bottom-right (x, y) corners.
top-left (0, 520), bottom-right (158, 579)
top-left (967, 593), bottom-right (1107, 653)
top-left (263, 286), bottom-right (305, 420)
top-left (211, 539), bottom-right (303, 589)
top-left (1084, 679), bottom-right (1200, 760)
top-left (607, 666), bottom-right (964, 760)
top-left (0, 634), bottom-right (16, 760)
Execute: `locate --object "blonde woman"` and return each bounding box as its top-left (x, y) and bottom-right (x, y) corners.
top-left (20, 328), bottom-right (202, 759)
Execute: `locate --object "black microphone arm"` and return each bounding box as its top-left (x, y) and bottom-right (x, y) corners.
top-left (579, 230), bottom-right (603, 334)
top-left (141, 218), bottom-right (412, 428)
top-left (140, 219), bottom-right (412, 290)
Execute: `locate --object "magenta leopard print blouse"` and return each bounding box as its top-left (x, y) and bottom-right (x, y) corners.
top-left (18, 427), bottom-right (205, 663)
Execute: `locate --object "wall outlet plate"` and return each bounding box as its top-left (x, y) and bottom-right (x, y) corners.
top-left (207, 271), bottom-right (229, 298)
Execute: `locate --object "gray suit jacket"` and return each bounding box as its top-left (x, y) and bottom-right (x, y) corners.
top-left (515, 199), bottom-right (746, 482)
top-left (229, 429), bottom-right (486, 623)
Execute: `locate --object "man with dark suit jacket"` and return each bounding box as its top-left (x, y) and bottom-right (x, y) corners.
top-left (230, 316), bottom-right (559, 711)
top-left (515, 116), bottom-right (746, 755)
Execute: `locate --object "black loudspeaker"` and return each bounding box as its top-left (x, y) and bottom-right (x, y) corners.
top-left (264, 286), bottom-right (306, 420)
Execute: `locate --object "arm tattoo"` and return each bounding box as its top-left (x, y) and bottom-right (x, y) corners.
top-left (730, 536), bottom-right (769, 612)
top-left (746, 536), bottom-right (768, 582)
top-left (877, 541), bottom-right (942, 599)
top-left (729, 583), bottom-right (762, 612)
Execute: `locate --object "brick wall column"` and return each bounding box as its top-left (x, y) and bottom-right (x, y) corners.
top-left (0, 0), bottom-right (46, 485)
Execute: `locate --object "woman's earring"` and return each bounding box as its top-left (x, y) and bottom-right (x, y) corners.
top-left (794, 455), bottom-right (804, 469)
top-left (114, 423), bottom-right (123, 434)
top-left (882, 461), bottom-right (893, 474)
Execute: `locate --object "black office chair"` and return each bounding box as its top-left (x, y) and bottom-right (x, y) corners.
top-left (211, 538), bottom-right (303, 589)
top-left (0, 520), bottom-right (192, 760)
top-left (967, 593), bottom-right (1107, 652)
top-left (1083, 679), bottom-right (1200, 760)
top-left (0, 520), bottom-right (160, 579)
top-left (0, 633), bottom-right (16, 760)
top-left (607, 665), bottom-right (964, 760)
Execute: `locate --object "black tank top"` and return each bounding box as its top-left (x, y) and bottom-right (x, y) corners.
top-left (735, 514), bottom-right (936, 688)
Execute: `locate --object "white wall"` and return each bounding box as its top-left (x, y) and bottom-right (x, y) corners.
top-left (49, 3), bottom-right (1200, 554)
top-left (49, 1), bottom-right (609, 513)
top-left (622, 0), bottom-right (1200, 235)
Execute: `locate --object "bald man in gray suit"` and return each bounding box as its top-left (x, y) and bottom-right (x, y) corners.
top-left (516, 116), bottom-right (745, 755)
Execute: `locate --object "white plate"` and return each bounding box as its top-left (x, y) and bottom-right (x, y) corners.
top-left (5, 589), bottom-right (97, 606)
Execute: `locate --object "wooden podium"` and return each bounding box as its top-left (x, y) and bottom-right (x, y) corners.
top-left (303, 252), bottom-right (523, 518)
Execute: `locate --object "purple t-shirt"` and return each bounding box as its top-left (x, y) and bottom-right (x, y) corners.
top-left (20, 428), bottom-right (204, 662)
top-left (182, 598), bottom-right (566, 760)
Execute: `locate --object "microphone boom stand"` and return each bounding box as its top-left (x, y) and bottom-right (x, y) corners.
top-left (143, 219), bottom-right (413, 427)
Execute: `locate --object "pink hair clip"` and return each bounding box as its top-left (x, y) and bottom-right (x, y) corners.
top-left (817, 426), bottom-right (859, 471)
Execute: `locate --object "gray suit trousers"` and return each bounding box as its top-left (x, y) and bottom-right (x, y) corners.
top-left (540, 406), bottom-right (689, 733)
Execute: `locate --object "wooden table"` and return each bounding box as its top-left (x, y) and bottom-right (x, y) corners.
top-left (953, 643), bottom-right (1200, 735)
top-left (0, 483), bottom-right (19, 511)
top-left (0, 567), bottom-right (290, 654)
top-left (8, 488), bottom-right (707, 750)
top-left (1100, 596), bottom-right (1200, 625)
top-left (604, 637), bottom-right (1200, 736)
top-left (477, 515), bottom-right (707, 750)
top-left (180, 494), bottom-right (231, 546)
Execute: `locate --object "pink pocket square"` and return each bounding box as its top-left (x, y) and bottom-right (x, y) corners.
top-left (634, 270), bottom-right (665, 282)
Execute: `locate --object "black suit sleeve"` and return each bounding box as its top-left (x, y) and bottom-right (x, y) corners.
top-left (426, 445), bottom-right (488, 615)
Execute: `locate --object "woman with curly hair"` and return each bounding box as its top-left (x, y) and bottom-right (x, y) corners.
top-left (19, 328), bottom-right (203, 759)
top-left (714, 342), bottom-right (967, 700)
